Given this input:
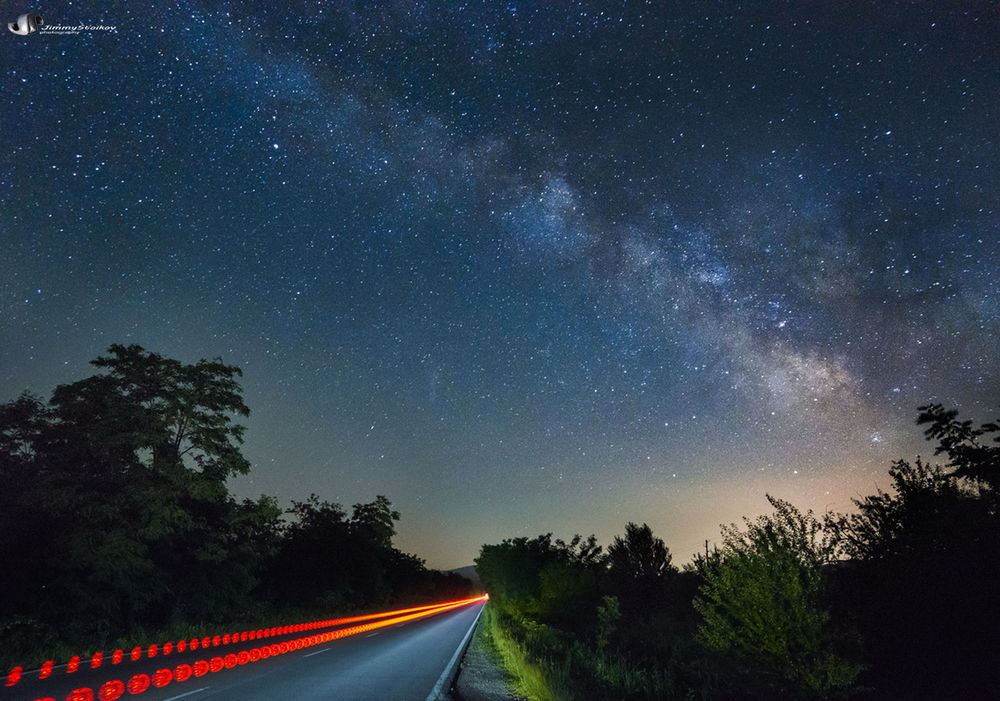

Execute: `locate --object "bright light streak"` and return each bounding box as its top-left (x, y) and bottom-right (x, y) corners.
top-left (151, 668), bottom-right (172, 687)
top-left (98, 679), bottom-right (124, 700)
top-left (16, 594), bottom-right (489, 698)
top-left (126, 673), bottom-right (150, 694)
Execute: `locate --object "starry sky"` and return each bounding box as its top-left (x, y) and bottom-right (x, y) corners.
top-left (3, 1), bottom-right (998, 569)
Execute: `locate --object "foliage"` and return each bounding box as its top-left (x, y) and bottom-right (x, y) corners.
top-left (824, 408), bottom-right (1000, 698)
top-left (594, 595), bottom-right (620, 653)
top-left (0, 346), bottom-right (265, 636)
top-left (64, 343), bottom-right (252, 479)
top-left (693, 497), bottom-right (859, 697)
top-left (350, 494), bottom-right (401, 548)
top-left (916, 403), bottom-right (1000, 488)
top-left (607, 522), bottom-right (675, 580)
top-left (0, 345), bottom-right (472, 667)
top-left (480, 606), bottom-right (574, 701)
top-left (824, 458), bottom-right (978, 562)
top-left (478, 526), bottom-right (723, 700)
top-left (475, 533), bottom-right (603, 625)
top-left (606, 522), bottom-right (678, 610)
top-left (6, 348), bottom-right (998, 700)
top-left (537, 561), bottom-right (599, 625)
top-left (474, 405), bottom-right (1000, 701)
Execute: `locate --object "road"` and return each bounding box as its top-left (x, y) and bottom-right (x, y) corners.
top-left (4, 599), bottom-right (486, 701)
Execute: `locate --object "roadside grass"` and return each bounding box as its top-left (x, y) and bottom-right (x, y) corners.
top-left (481, 606), bottom-right (573, 701)
top-left (477, 605), bottom-right (722, 701)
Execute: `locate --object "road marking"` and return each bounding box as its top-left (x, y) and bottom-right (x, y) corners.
top-left (425, 603), bottom-right (486, 701)
top-left (365, 632), bottom-right (380, 637)
top-left (304, 647), bottom-right (332, 657)
top-left (164, 688), bottom-right (209, 701)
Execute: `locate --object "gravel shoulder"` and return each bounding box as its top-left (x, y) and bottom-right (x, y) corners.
top-left (451, 610), bottom-right (525, 701)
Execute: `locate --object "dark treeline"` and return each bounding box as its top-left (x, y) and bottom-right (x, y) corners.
top-left (476, 405), bottom-right (1000, 700)
top-left (0, 345), bottom-right (471, 667)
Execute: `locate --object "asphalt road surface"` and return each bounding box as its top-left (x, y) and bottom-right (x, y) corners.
top-left (5, 600), bottom-right (486, 701)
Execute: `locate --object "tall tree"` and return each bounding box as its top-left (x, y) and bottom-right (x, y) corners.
top-left (0, 345), bottom-right (269, 637)
top-left (607, 522), bottom-right (675, 582)
top-left (351, 495), bottom-right (400, 548)
top-left (63, 343), bottom-right (252, 479)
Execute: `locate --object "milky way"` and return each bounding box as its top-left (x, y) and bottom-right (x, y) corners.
top-left (3, 2), bottom-right (998, 567)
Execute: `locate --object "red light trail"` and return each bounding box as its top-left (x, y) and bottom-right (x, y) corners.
top-left (5, 595), bottom-right (487, 701)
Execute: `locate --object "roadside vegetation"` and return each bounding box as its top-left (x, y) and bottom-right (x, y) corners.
top-left (0, 345), bottom-right (472, 670)
top-left (476, 404), bottom-right (1000, 699)
top-left (479, 605), bottom-right (570, 701)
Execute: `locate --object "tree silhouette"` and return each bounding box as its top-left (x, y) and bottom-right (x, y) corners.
top-left (916, 403), bottom-right (1000, 488)
top-left (67, 343), bottom-right (252, 479)
top-left (607, 522), bottom-right (675, 581)
top-left (351, 495), bottom-right (401, 548)
top-left (825, 408), bottom-right (1000, 698)
top-left (0, 345), bottom-right (269, 638)
top-left (0, 345), bottom-right (472, 666)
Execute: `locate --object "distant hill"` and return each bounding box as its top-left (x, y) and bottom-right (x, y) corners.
top-left (445, 565), bottom-right (481, 588)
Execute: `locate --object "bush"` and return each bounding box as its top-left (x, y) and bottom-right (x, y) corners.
top-left (694, 497), bottom-right (861, 697)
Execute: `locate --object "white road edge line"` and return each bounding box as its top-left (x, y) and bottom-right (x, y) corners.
top-left (365, 632), bottom-right (380, 637)
top-left (425, 601), bottom-right (486, 701)
top-left (304, 647), bottom-right (333, 657)
top-left (163, 687), bottom-right (210, 701)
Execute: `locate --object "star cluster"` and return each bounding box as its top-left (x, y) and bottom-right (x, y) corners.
top-left (2, 1), bottom-right (998, 567)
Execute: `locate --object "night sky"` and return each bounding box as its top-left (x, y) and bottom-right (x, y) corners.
top-left (3, 2), bottom-right (998, 569)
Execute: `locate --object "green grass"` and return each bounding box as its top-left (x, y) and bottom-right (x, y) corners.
top-left (480, 606), bottom-right (574, 701)
top-left (477, 605), bottom-right (721, 701)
